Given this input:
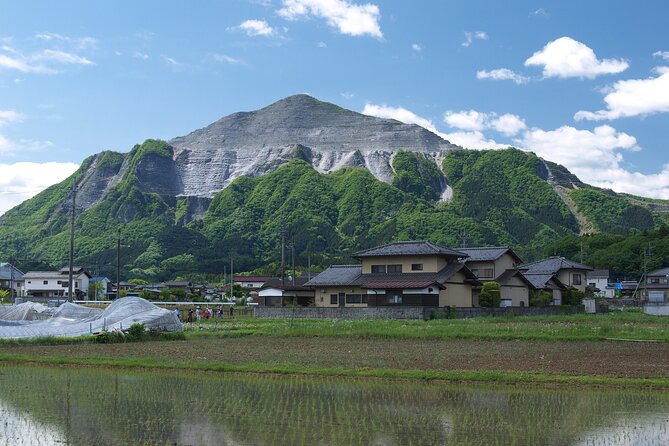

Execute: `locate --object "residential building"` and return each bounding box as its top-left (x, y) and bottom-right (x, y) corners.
top-left (258, 278), bottom-right (315, 306)
top-left (0, 262), bottom-right (24, 299)
top-left (89, 276), bottom-right (111, 300)
top-left (306, 241), bottom-right (480, 308)
top-left (234, 275), bottom-right (273, 290)
top-left (21, 267), bottom-right (91, 299)
top-left (459, 247), bottom-right (530, 306)
top-left (645, 267), bottom-right (669, 302)
top-left (519, 257), bottom-right (593, 305)
top-left (587, 269), bottom-right (614, 298)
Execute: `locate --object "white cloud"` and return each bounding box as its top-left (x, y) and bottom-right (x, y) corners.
top-left (525, 36), bottom-right (628, 79)
top-left (653, 51), bottom-right (669, 61)
top-left (0, 162), bottom-right (79, 216)
top-left (444, 110), bottom-right (487, 131)
top-left (530, 8), bottom-right (548, 18)
top-left (239, 19), bottom-right (276, 37)
top-left (212, 53), bottom-right (241, 64)
top-left (317, 41), bottom-right (328, 48)
top-left (162, 56), bottom-right (183, 71)
top-left (575, 69), bottom-right (669, 121)
top-left (34, 32), bottom-right (97, 50)
top-left (0, 46), bottom-right (93, 73)
top-left (0, 110), bottom-right (24, 127)
top-left (132, 51), bottom-right (149, 60)
top-left (462, 31), bottom-right (488, 47)
top-left (341, 91), bottom-right (354, 99)
top-left (277, 0), bottom-right (382, 38)
top-left (476, 68), bottom-right (529, 85)
top-left (490, 114), bottom-right (527, 136)
top-left (411, 43), bottom-right (422, 52)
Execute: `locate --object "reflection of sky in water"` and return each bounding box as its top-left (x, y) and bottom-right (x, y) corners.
top-left (0, 401), bottom-right (66, 446)
top-left (575, 414), bottom-right (669, 446)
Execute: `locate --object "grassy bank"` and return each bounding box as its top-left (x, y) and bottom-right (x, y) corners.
top-left (188, 311), bottom-right (669, 342)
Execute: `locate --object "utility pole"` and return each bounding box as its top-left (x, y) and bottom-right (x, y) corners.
top-left (116, 227), bottom-right (121, 299)
top-left (68, 184), bottom-right (76, 302)
top-left (230, 255), bottom-right (234, 300)
top-left (458, 229), bottom-right (468, 249)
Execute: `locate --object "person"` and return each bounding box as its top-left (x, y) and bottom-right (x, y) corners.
top-left (187, 308), bottom-right (193, 323)
top-left (217, 305), bottom-right (223, 318)
top-left (229, 305), bottom-right (234, 318)
top-left (196, 306), bottom-right (202, 321)
top-left (175, 307), bottom-right (181, 320)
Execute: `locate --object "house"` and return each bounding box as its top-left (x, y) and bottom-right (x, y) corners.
top-left (234, 275), bottom-right (273, 290)
top-left (21, 266), bottom-right (91, 299)
top-left (306, 241), bottom-right (480, 308)
top-left (258, 278), bottom-right (315, 307)
top-left (587, 269), bottom-right (614, 298)
top-left (459, 247), bottom-right (530, 307)
top-left (519, 257), bottom-right (593, 305)
top-left (644, 268), bottom-right (669, 302)
top-left (89, 276), bottom-right (111, 300)
top-left (0, 263), bottom-right (24, 299)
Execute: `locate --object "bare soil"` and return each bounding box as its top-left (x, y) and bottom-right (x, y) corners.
top-left (1, 337), bottom-right (668, 378)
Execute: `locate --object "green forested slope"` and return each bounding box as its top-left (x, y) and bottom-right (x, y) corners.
top-left (0, 142), bottom-right (667, 282)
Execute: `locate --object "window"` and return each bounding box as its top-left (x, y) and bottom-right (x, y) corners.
top-left (330, 294), bottom-right (338, 305)
top-left (572, 273), bottom-right (582, 285)
top-left (387, 264), bottom-right (403, 273)
top-left (43, 280), bottom-right (48, 285)
top-left (246, 283), bottom-right (254, 287)
top-left (471, 269), bottom-right (479, 277)
top-left (387, 293), bottom-right (402, 304)
top-left (480, 269), bottom-right (494, 279)
top-left (345, 294), bottom-right (367, 304)
top-left (411, 263), bottom-right (423, 271)
top-left (650, 278), bottom-right (660, 284)
top-left (371, 265), bottom-right (386, 274)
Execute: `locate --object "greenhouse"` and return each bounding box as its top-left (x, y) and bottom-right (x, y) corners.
top-left (0, 297), bottom-right (182, 339)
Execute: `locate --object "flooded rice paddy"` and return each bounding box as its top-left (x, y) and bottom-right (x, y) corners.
top-left (0, 364), bottom-right (668, 445)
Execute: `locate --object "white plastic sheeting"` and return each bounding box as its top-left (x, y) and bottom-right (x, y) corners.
top-left (0, 297), bottom-right (182, 339)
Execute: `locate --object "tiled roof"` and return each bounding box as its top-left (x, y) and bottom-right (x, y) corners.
top-left (234, 275), bottom-right (273, 282)
top-left (519, 257), bottom-right (593, 274)
top-left (0, 263), bottom-right (23, 280)
top-left (648, 267), bottom-right (669, 277)
top-left (494, 269), bottom-right (533, 287)
top-left (353, 241), bottom-right (467, 258)
top-left (459, 247), bottom-right (522, 263)
top-left (587, 269), bottom-right (610, 279)
top-left (364, 279), bottom-right (441, 289)
top-left (522, 272), bottom-right (564, 290)
top-left (22, 271), bottom-right (87, 279)
top-left (305, 265), bottom-right (363, 287)
top-left (260, 278), bottom-right (314, 291)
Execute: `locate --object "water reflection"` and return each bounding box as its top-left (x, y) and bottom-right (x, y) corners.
top-left (0, 365), bottom-right (667, 445)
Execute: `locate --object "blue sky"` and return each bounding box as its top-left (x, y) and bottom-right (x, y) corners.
top-left (1, 0), bottom-right (668, 214)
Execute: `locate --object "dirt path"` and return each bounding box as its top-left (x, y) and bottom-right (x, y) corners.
top-left (1, 337), bottom-right (668, 378)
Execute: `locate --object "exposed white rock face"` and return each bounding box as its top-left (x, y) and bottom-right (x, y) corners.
top-left (169, 94), bottom-right (458, 198)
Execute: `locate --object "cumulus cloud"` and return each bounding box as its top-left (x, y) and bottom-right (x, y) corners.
top-left (462, 31), bottom-right (488, 47)
top-left (476, 68), bottom-right (529, 85)
top-left (212, 53), bottom-right (241, 64)
top-left (277, 0), bottom-right (382, 38)
top-left (444, 110), bottom-right (526, 137)
top-left (525, 36), bottom-right (628, 79)
top-left (0, 162), bottom-right (79, 216)
top-left (239, 19), bottom-right (276, 37)
top-left (574, 69), bottom-right (669, 121)
top-left (0, 110), bottom-right (25, 127)
top-left (362, 103), bottom-right (438, 134)
top-left (132, 51), bottom-right (149, 60)
top-left (490, 114), bottom-right (527, 136)
top-left (411, 43), bottom-right (422, 52)
top-left (654, 51), bottom-right (669, 61)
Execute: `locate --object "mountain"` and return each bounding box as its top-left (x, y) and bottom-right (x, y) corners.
top-left (1, 95), bottom-right (668, 281)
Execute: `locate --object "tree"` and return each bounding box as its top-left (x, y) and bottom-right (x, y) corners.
top-left (479, 282), bottom-right (501, 308)
top-left (88, 281), bottom-right (104, 301)
top-left (562, 287), bottom-right (584, 305)
top-left (0, 289), bottom-right (9, 304)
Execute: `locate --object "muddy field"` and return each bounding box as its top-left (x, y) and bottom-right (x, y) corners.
top-left (1, 337), bottom-right (667, 378)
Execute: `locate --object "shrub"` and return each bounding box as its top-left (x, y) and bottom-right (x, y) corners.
top-left (127, 323), bottom-right (146, 340)
top-left (479, 282), bottom-right (501, 308)
top-left (529, 290), bottom-right (552, 307)
top-left (562, 287), bottom-right (585, 305)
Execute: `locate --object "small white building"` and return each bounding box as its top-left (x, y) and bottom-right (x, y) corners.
top-left (89, 276), bottom-right (111, 300)
top-left (587, 269), bottom-right (614, 298)
top-left (20, 267), bottom-right (91, 299)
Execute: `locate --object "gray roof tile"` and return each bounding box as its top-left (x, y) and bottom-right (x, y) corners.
top-left (519, 256), bottom-right (593, 274)
top-left (459, 247), bottom-right (522, 263)
top-left (353, 241), bottom-right (467, 258)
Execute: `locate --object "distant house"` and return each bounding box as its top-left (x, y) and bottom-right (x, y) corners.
top-left (89, 276), bottom-right (111, 300)
top-left (0, 262), bottom-right (24, 299)
top-left (258, 278), bottom-right (315, 307)
top-left (306, 241), bottom-right (480, 308)
top-left (459, 247), bottom-right (530, 307)
top-left (645, 268), bottom-right (669, 302)
top-left (519, 257), bottom-right (594, 305)
top-left (587, 269), bottom-right (614, 298)
top-left (21, 267), bottom-right (91, 299)
top-left (234, 275), bottom-right (273, 290)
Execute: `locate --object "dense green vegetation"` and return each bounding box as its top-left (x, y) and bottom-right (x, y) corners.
top-left (1, 141), bottom-right (668, 282)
